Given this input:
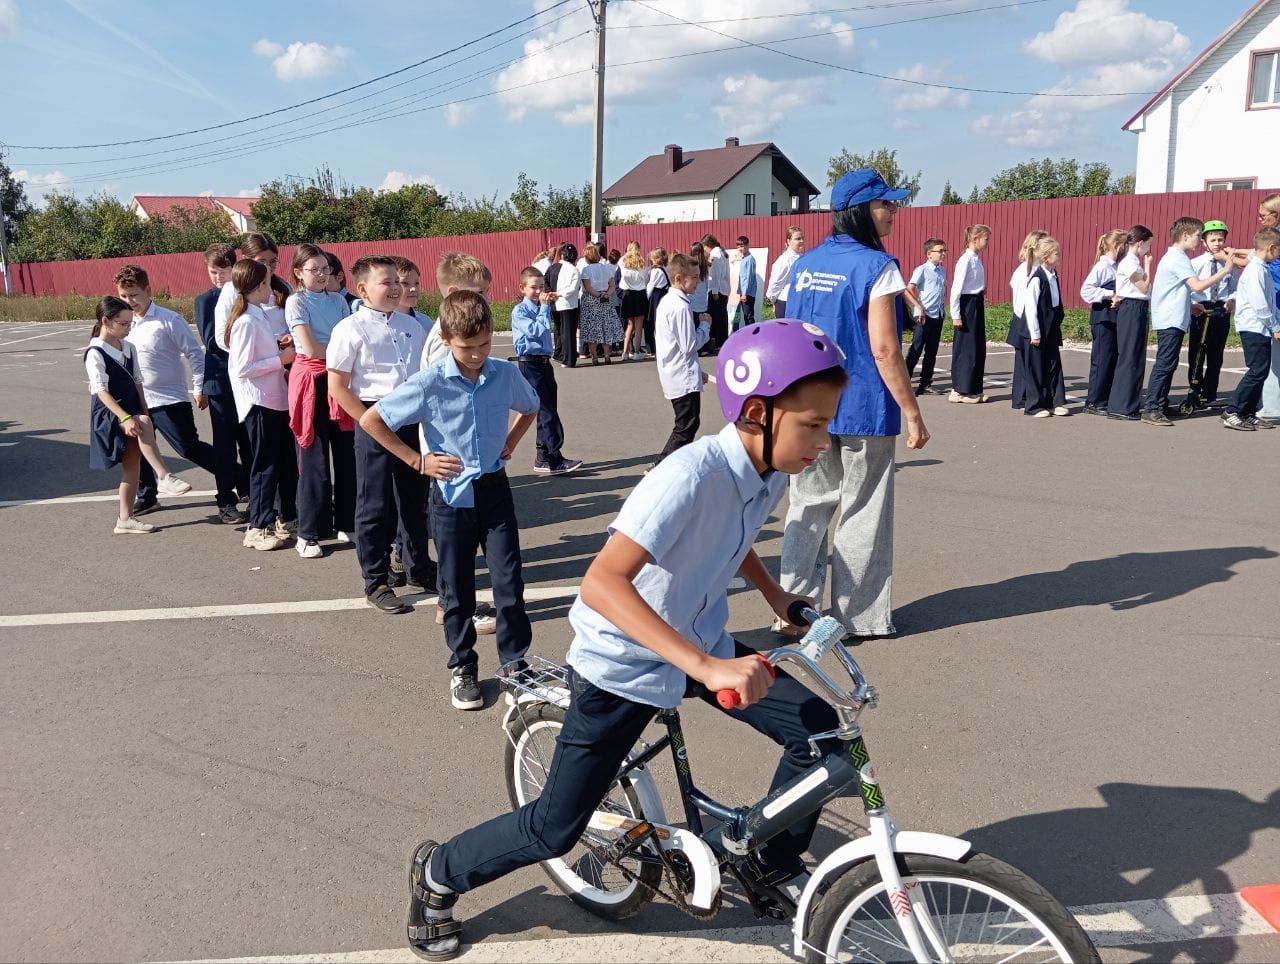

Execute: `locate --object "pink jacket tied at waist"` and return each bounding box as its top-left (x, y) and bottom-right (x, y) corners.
top-left (288, 355), bottom-right (354, 448)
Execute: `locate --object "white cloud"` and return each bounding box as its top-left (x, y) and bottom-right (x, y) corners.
top-left (253, 38), bottom-right (351, 81)
top-left (496, 0), bottom-right (855, 127)
top-left (443, 102), bottom-right (474, 128)
top-left (969, 110), bottom-right (1076, 150)
top-left (0, 0), bottom-right (20, 39)
top-left (1026, 0), bottom-right (1188, 68)
top-left (713, 73), bottom-right (823, 140)
top-left (378, 171), bottom-right (441, 193)
top-left (14, 169), bottom-right (72, 199)
top-left (884, 63), bottom-right (972, 112)
top-left (891, 118), bottom-right (921, 131)
top-left (237, 188), bottom-right (259, 197)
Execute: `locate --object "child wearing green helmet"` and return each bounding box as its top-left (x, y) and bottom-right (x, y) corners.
top-left (1185, 219), bottom-right (1237, 411)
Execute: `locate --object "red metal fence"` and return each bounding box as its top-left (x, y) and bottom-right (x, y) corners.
top-left (7, 188), bottom-right (1274, 308)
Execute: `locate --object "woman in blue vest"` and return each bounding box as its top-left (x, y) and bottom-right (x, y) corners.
top-left (777, 169), bottom-right (931, 638)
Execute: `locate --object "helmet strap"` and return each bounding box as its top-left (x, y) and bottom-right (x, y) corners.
top-left (762, 397), bottom-right (776, 471)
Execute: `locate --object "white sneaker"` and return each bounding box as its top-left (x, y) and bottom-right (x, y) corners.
top-left (1031, 409), bottom-right (1052, 418)
top-left (157, 474), bottom-right (191, 495)
top-left (113, 516), bottom-right (155, 534)
top-left (947, 390), bottom-right (964, 403)
top-left (296, 539), bottom-right (323, 559)
top-left (473, 603), bottom-right (497, 635)
top-left (243, 527), bottom-right (285, 550)
top-left (1053, 406), bottom-right (1071, 416)
top-left (274, 518), bottom-right (297, 541)
top-left (335, 530), bottom-right (352, 543)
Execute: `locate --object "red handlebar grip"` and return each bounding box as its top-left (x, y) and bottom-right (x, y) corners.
top-left (715, 653), bottom-right (775, 710)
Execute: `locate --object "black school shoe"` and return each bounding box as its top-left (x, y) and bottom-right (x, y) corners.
top-left (450, 668), bottom-right (483, 710)
top-left (1107, 411), bottom-right (1140, 421)
top-left (218, 505), bottom-right (248, 525)
top-left (1141, 410), bottom-right (1174, 427)
top-left (132, 496), bottom-right (159, 516)
top-left (367, 586), bottom-right (412, 614)
top-left (1083, 404), bottom-right (1107, 416)
top-left (407, 841), bottom-right (461, 961)
top-left (406, 562), bottom-right (439, 595)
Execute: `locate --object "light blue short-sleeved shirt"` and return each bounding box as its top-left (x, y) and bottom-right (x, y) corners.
top-left (909, 260), bottom-right (947, 317)
top-left (1151, 246), bottom-right (1197, 332)
top-left (567, 423), bottom-right (789, 709)
top-left (375, 354), bottom-right (539, 507)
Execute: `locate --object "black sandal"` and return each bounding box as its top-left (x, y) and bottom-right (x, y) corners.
top-left (407, 840), bottom-right (462, 961)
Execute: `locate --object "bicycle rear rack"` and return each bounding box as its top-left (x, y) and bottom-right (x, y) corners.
top-left (498, 656), bottom-right (572, 709)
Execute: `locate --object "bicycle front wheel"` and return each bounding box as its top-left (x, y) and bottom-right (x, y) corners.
top-left (805, 852), bottom-right (1099, 963)
top-left (505, 701), bottom-right (660, 920)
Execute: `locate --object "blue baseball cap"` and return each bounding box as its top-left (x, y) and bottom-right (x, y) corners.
top-left (830, 168), bottom-right (911, 211)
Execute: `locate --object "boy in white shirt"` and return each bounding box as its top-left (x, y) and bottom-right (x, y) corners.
top-left (327, 256), bottom-right (431, 614)
top-left (652, 252), bottom-right (711, 467)
top-left (115, 264), bottom-right (208, 515)
top-left (1223, 227), bottom-right (1280, 431)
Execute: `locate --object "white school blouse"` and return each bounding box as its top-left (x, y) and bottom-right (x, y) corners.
top-left (766, 248), bottom-right (801, 302)
top-left (1009, 262), bottom-right (1033, 318)
top-left (619, 266), bottom-right (650, 290)
top-left (84, 337), bottom-right (143, 394)
top-left (948, 249), bottom-right (985, 320)
top-left (1079, 256), bottom-right (1117, 305)
top-left (228, 305), bottom-right (288, 418)
top-left (1023, 270), bottom-right (1060, 342)
top-left (1115, 253), bottom-right (1149, 300)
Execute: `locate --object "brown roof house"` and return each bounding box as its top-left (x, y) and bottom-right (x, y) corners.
top-left (129, 195), bottom-right (260, 233)
top-left (603, 138), bottom-right (820, 224)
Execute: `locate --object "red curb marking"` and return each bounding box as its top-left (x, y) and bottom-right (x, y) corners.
top-left (1242, 885), bottom-right (1280, 934)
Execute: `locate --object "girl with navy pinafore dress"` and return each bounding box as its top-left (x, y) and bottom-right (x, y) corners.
top-left (84, 296), bottom-right (181, 534)
top-left (1005, 230), bottom-right (1048, 411)
top-left (644, 247), bottom-right (670, 356)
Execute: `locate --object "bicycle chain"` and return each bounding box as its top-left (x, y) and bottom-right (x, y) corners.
top-left (580, 835), bottom-right (724, 920)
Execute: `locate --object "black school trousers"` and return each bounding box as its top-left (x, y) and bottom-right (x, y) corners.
top-left (296, 390), bottom-right (357, 541)
top-left (1111, 298), bottom-right (1150, 417)
top-left (1144, 327), bottom-right (1186, 414)
top-left (1086, 305), bottom-right (1119, 410)
top-left (658, 391), bottom-right (700, 460)
top-left (430, 645), bottom-right (840, 893)
top-left (243, 405), bottom-right (298, 530)
top-left (518, 356), bottom-right (565, 465)
top-left (430, 471), bottom-right (530, 673)
top-left (554, 307), bottom-right (580, 367)
top-left (354, 422), bottom-right (432, 596)
top-left (1187, 304), bottom-right (1230, 401)
top-left (950, 293), bottom-right (986, 396)
top-left (1227, 331), bottom-right (1273, 418)
top-left (138, 401), bottom-right (222, 503)
top-left (207, 376), bottom-right (251, 505)
top-left (905, 314), bottom-right (943, 390)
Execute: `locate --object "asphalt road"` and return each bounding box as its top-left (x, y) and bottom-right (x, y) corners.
top-left (1, 320), bottom-right (1277, 963)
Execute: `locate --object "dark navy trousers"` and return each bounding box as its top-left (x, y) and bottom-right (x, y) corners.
top-left (429, 471), bottom-right (530, 673)
top-left (1227, 331), bottom-right (1273, 418)
top-left (1144, 327), bottom-right (1186, 413)
top-left (207, 388), bottom-right (251, 505)
top-left (243, 405), bottom-right (297, 530)
top-left (1111, 298), bottom-right (1150, 417)
top-left (1086, 309), bottom-right (1118, 409)
top-left (517, 356), bottom-right (565, 465)
top-left (905, 314), bottom-right (943, 390)
top-left (295, 384), bottom-right (357, 541)
top-left (138, 401), bottom-right (221, 503)
top-left (432, 644), bottom-right (840, 893)
top-left (354, 423), bottom-right (432, 596)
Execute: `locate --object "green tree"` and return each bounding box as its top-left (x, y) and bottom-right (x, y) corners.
top-left (971, 157), bottom-right (1134, 202)
top-left (1110, 173), bottom-right (1136, 195)
top-left (939, 181), bottom-right (964, 205)
top-left (826, 146), bottom-right (923, 205)
top-left (1, 151), bottom-right (33, 252)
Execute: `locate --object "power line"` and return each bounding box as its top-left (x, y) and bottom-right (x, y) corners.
top-left (629, 0), bottom-right (1158, 97)
top-left (2, 0), bottom-right (578, 151)
top-left (613, 0), bottom-right (1000, 27)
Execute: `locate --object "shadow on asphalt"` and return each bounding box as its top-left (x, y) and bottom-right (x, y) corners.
top-left (895, 546), bottom-right (1279, 633)
top-left (0, 421), bottom-right (112, 503)
top-left (963, 782), bottom-right (1280, 962)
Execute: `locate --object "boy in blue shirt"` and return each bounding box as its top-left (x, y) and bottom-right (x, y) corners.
top-left (361, 291), bottom-right (540, 710)
top-left (512, 266), bottom-right (582, 475)
top-left (403, 321), bottom-right (850, 962)
top-left (1223, 226), bottom-right (1280, 431)
top-left (904, 238), bottom-right (948, 395)
top-left (1143, 217), bottom-right (1236, 426)
top-left (734, 235), bottom-right (758, 328)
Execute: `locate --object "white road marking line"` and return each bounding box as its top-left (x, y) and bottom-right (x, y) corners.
top-left (159, 892), bottom-right (1277, 963)
top-left (0, 584), bottom-right (582, 628)
top-left (1060, 345), bottom-right (1247, 375)
top-left (0, 329), bottom-right (74, 349)
top-left (0, 489), bottom-right (219, 508)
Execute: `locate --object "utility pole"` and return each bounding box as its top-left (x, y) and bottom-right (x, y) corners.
top-left (589, 0), bottom-right (607, 248)
top-left (0, 191), bottom-right (11, 296)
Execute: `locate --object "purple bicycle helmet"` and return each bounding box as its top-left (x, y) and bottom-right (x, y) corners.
top-left (717, 320), bottom-right (846, 421)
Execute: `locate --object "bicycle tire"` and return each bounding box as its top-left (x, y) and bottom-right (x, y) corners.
top-left (804, 851), bottom-right (1099, 963)
top-left (504, 701), bottom-right (660, 920)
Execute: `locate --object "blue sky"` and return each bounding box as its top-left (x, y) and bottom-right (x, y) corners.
top-left (0, 0), bottom-right (1233, 209)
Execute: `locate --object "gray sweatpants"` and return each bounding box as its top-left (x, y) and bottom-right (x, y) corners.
top-left (779, 433), bottom-right (896, 636)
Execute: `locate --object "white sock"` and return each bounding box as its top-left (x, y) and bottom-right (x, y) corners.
top-left (424, 853), bottom-right (454, 896)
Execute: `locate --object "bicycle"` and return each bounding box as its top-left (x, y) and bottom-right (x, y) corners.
top-left (498, 604), bottom-right (1100, 963)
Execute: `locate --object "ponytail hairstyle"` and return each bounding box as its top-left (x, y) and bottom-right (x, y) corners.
top-left (1020, 230), bottom-right (1049, 274)
top-left (1098, 229), bottom-right (1128, 261)
top-left (224, 259), bottom-right (270, 350)
top-left (688, 241), bottom-right (710, 280)
top-left (240, 231), bottom-right (290, 307)
top-left (1032, 235), bottom-right (1060, 270)
top-left (1126, 224), bottom-right (1153, 246)
top-left (965, 224), bottom-right (992, 248)
top-left (291, 242), bottom-right (328, 290)
top-left (832, 202), bottom-right (886, 252)
top-left (92, 295), bottom-right (132, 338)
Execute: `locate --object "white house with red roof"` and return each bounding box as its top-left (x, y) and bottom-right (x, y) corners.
top-left (1123, 0), bottom-right (1280, 193)
top-left (128, 195), bottom-right (259, 233)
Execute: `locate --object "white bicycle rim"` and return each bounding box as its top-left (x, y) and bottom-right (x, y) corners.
top-left (821, 873), bottom-right (1077, 963)
top-left (511, 717), bottom-right (645, 908)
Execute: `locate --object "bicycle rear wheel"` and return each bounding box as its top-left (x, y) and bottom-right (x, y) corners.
top-left (804, 852), bottom-right (1099, 963)
top-left (504, 701), bottom-right (660, 920)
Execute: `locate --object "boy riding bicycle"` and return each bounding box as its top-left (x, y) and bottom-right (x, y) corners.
top-left (407, 321), bottom-right (851, 961)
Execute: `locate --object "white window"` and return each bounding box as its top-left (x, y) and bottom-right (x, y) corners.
top-left (1249, 49), bottom-right (1280, 107)
top-left (1206, 179), bottom-right (1257, 191)
top-left (744, 194), bottom-right (756, 216)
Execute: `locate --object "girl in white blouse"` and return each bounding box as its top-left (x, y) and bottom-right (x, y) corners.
top-left (618, 242), bottom-right (650, 359)
top-left (948, 224), bottom-right (991, 403)
top-left (765, 226), bottom-right (805, 318)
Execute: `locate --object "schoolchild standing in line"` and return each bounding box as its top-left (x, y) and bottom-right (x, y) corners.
top-left (1108, 225), bottom-right (1154, 421)
top-left (618, 242), bottom-right (650, 360)
top-left (84, 296), bottom-right (181, 535)
top-left (644, 247), bottom-right (670, 355)
top-left (512, 266), bottom-right (582, 476)
top-left (1010, 236), bottom-right (1067, 418)
top-left (552, 243), bottom-right (582, 369)
top-left (361, 290), bottom-right (540, 711)
top-left (194, 243), bottom-right (250, 523)
top-left (1143, 217), bottom-right (1237, 427)
top-left (1222, 226), bottom-right (1280, 431)
top-left (225, 260), bottom-right (299, 552)
top-left (1186, 220), bottom-right (1236, 410)
top-left (703, 233), bottom-right (731, 350)
top-left (904, 238), bottom-right (948, 396)
top-left (215, 233), bottom-right (293, 350)
top-left (1257, 194), bottom-right (1280, 420)
top-left (948, 224), bottom-right (991, 404)
top-left (1005, 230), bottom-right (1049, 411)
top-left (326, 251), bottom-right (358, 308)
top-left (765, 226), bottom-right (805, 319)
top-left (1080, 229), bottom-right (1128, 416)
top-left (327, 256), bottom-right (431, 614)
top-left (734, 235), bottom-right (759, 330)
top-left (285, 243), bottom-right (355, 558)
top-left (653, 251), bottom-right (712, 465)
top-left (688, 241), bottom-right (713, 356)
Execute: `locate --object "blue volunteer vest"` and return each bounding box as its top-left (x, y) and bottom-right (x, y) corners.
top-left (787, 234), bottom-right (904, 437)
